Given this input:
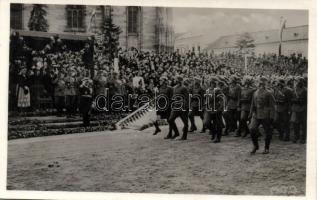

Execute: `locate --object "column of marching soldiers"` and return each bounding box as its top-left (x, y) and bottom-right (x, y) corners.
top-left (152, 74), bottom-right (307, 155)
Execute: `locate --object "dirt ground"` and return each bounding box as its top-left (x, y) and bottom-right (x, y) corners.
top-left (7, 118), bottom-right (306, 196)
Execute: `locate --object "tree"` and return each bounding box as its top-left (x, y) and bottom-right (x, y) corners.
top-left (28, 4), bottom-right (49, 32)
top-left (101, 7), bottom-right (122, 60)
top-left (235, 32), bottom-right (255, 54)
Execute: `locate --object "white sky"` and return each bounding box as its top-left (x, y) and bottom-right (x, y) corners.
top-left (173, 8), bottom-right (308, 40)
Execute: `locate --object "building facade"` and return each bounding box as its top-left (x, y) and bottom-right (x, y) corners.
top-left (205, 25), bottom-right (308, 57)
top-left (10, 4), bottom-right (174, 52)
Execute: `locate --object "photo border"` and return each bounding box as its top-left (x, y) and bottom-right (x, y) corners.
top-left (0, 0), bottom-right (316, 199)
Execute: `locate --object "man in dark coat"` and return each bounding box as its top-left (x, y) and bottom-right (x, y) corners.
top-left (168, 76), bottom-right (189, 140)
top-left (249, 77), bottom-right (275, 154)
top-left (188, 77), bottom-right (205, 133)
top-left (236, 76), bottom-right (255, 137)
top-left (224, 75), bottom-right (241, 135)
top-left (153, 76), bottom-right (173, 138)
top-left (290, 77), bottom-right (307, 144)
top-left (79, 77), bottom-right (93, 127)
top-left (273, 78), bottom-right (293, 141)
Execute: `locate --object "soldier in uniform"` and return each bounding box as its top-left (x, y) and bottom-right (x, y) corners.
top-left (224, 75), bottom-right (241, 136)
top-left (64, 69), bottom-right (77, 117)
top-left (273, 78), bottom-right (293, 141)
top-left (188, 77), bottom-right (205, 133)
top-left (79, 77), bottom-right (93, 127)
top-left (203, 77), bottom-right (218, 141)
top-left (236, 76), bottom-right (255, 137)
top-left (168, 76), bottom-right (189, 140)
top-left (249, 77), bottom-right (275, 154)
top-left (52, 72), bottom-right (66, 116)
top-left (290, 77), bottom-right (307, 144)
top-left (153, 76), bottom-right (173, 138)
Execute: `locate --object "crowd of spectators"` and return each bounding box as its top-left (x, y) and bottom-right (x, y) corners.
top-left (8, 32), bottom-right (308, 115)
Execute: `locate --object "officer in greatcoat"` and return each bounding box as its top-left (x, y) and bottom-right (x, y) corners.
top-left (168, 76), bottom-right (189, 140)
top-left (249, 77), bottom-right (275, 154)
top-left (79, 77), bottom-right (93, 127)
top-left (290, 77), bottom-right (307, 144)
top-left (236, 76), bottom-right (255, 137)
top-left (273, 78), bottom-right (293, 141)
top-left (153, 76), bottom-right (173, 138)
top-left (188, 77), bottom-right (205, 133)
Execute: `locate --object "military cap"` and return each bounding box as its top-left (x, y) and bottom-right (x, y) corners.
top-left (160, 76), bottom-right (168, 81)
top-left (277, 78), bottom-right (285, 86)
top-left (243, 76), bottom-right (253, 86)
top-left (229, 75), bottom-right (239, 84)
top-left (257, 76), bottom-right (268, 84)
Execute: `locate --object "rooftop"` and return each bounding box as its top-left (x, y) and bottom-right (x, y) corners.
top-left (205, 25), bottom-right (308, 50)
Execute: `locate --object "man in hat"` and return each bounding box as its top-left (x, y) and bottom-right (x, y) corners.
top-left (273, 78), bottom-right (293, 141)
top-left (290, 77), bottom-right (307, 144)
top-left (224, 75), bottom-right (241, 136)
top-left (249, 77), bottom-right (275, 154)
top-left (153, 76), bottom-right (173, 138)
top-left (188, 77), bottom-right (205, 133)
top-left (236, 76), bottom-right (255, 137)
top-left (168, 75), bottom-right (189, 140)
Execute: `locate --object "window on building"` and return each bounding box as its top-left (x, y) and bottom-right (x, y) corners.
top-left (127, 6), bottom-right (139, 34)
top-left (10, 4), bottom-right (23, 29)
top-left (265, 36), bottom-right (269, 40)
top-left (105, 6), bottom-right (111, 18)
top-left (294, 33), bottom-right (299, 37)
top-left (66, 5), bottom-right (85, 31)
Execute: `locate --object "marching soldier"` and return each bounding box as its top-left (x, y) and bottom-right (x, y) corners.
top-left (273, 78), bottom-right (293, 141)
top-left (290, 77), bottom-right (307, 144)
top-left (236, 76), bottom-right (255, 137)
top-left (168, 76), bottom-right (189, 140)
top-left (249, 77), bottom-right (275, 154)
top-left (153, 76), bottom-right (173, 138)
top-left (224, 75), bottom-right (240, 136)
top-left (79, 77), bottom-right (93, 127)
top-left (188, 77), bottom-right (205, 133)
top-left (203, 77), bottom-right (221, 142)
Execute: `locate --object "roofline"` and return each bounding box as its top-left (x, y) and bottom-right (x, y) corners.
top-left (214, 24), bottom-right (309, 39)
top-left (208, 38), bottom-right (308, 50)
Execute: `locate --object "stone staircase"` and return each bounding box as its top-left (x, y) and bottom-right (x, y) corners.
top-left (8, 113), bottom-right (127, 140)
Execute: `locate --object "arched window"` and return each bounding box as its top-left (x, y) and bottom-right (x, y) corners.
top-left (66, 5), bottom-right (85, 31)
top-left (127, 6), bottom-right (139, 34)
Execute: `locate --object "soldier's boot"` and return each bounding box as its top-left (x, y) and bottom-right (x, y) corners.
top-left (213, 129), bottom-right (222, 143)
top-left (181, 130), bottom-right (188, 140)
top-left (234, 129), bottom-right (241, 137)
top-left (263, 135), bottom-right (271, 154)
top-left (200, 125), bottom-right (206, 133)
top-left (250, 130), bottom-right (259, 155)
top-left (293, 123), bottom-right (300, 143)
top-left (153, 121), bottom-right (161, 135)
top-left (250, 143), bottom-right (259, 155)
top-left (300, 132), bottom-right (306, 144)
top-left (278, 130), bottom-right (284, 141)
top-left (284, 132), bottom-right (290, 142)
top-left (242, 128), bottom-right (250, 138)
top-left (222, 127), bottom-right (229, 136)
top-left (189, 126), bottom-right (197, 133)
top-left (164, 133), bottom-right (172, 139)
